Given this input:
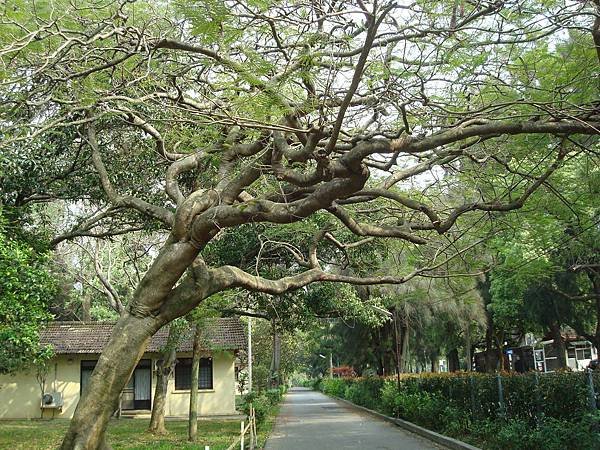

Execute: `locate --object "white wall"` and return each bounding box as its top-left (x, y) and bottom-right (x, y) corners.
top-left (0, 351), bottom-right (237, 419)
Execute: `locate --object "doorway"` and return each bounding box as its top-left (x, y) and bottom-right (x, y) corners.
top-left (121, 359), bottom-right (152, 410)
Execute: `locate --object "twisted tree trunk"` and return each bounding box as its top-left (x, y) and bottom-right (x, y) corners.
top-left (60, 313), bottom-right (163, 450)
top-left (60, 238), bottom-right (208, 450)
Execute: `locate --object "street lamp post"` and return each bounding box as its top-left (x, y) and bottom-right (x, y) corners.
top-left (318, 353), bottom-right (333, 379)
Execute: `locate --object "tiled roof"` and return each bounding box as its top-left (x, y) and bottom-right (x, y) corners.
top-left (40, 318), bottom-right (246, 354)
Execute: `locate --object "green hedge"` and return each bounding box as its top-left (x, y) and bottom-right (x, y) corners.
top-left (318, 372), bottom-right (600, 450)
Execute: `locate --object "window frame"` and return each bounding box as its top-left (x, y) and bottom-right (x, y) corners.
top-left (174, 357), bottom-right (214, 391)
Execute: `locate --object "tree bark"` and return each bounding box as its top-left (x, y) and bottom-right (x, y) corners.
top-left (269, 327), bottom-right (281, 388)
top-left (465, 326), bottom-right (472, 372)
top-left (188, 324), bottom-right (202, 442)
top-left (148, 327), bottom-right (179, 435)
top-left (81, 293), bottom-right (91, 322)
top-left (400, 322), bottom-right (410, 372)
top-left (590, 270), bottom-right (600, 351)
top-left (496, 334), bottom-right (506, 371)
top-left (447, 348), bottom-right (460, 372)
top-left (60, 313), bottom-right (162, 450)
top-left (479, 274), bottom-right (498, 373)
top-left (430, 353), bottom-right (439, 373)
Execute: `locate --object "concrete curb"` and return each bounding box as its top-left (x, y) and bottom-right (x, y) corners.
top-left (328, 395), bottom-right (481, 450)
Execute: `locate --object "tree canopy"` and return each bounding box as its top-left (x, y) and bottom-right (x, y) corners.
top-left (1, 1), bottom-right (599, 448)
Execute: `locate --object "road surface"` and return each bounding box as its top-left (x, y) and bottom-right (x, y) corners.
top-left (264, 387), bottom-right (446, 450)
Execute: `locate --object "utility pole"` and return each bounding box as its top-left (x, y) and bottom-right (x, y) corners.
top-left (247, 318), bottom-right (252, 393)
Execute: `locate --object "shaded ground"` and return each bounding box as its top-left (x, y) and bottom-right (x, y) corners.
top-left (0, 419), bottom-right (239, 450)
top-left (265, 387), bottom-right (446, 450)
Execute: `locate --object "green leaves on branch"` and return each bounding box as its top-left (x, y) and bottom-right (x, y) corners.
top-left (0, 211), bottom-right (55, 374)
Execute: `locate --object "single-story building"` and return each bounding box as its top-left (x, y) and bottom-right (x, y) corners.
top-left (0, 318), bottom-right (246, 420)
top-left (474, 331), bottom-right (597, 373)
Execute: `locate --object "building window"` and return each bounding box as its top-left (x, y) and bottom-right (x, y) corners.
top-left (80, 360), bottom-right (97, 395)
top-left (576, 347), bottom-right (592, 360)
top-left (175, 357), bottom-right (213, 390)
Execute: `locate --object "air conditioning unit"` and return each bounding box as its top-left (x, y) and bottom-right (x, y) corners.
top-left (41, 392), bottom-right (64, 409)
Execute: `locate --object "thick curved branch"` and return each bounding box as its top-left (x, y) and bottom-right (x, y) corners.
top-left (191, 168), bottom-right (369, 246)
top-left (166, 150), bottom-right (207, 205)
top-left (214, 236), bottom-right (486, 295)
top-left (389, 119), bottom-right (600, 155)
top-left (271, 131), bottom-right (328, 186)
top-left (327, 203), bottom-right (428, 244)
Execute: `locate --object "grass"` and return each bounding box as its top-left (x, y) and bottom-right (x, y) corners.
top-left (0, 392), bottom-right (286, 449)
top-left (0, 418), bottom-right (241, 450)
top-left (0, 401), bottom-right (284, 450)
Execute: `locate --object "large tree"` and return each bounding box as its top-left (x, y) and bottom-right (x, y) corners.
top-left (1, 1), bottom-right (599, 448)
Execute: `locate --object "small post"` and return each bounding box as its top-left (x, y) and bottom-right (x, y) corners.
top-left (587, 369), bottom-right (597, 412)
top-left (329, 352), bottom-right (333, 379)
top-left (205, 446), bottom-right (210, 450)
top-left (497, 373), bottom-right (506, 418)
top-left (241, 420), bottom-right (245, 450)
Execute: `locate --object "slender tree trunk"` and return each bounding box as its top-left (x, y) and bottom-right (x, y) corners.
top-left (400, 322), bottom-right (410, 372)
top-left (188, 324), bottom-right (202, 442)
top-left (496, 334), bottom-right (506, 371)
top-left (447, 348), bottom-right (460, 372)
top-left (148, 327), bottom-right (179, 435)
top-left (465, 326), bottom-right (472, 372)
top-left (82, 293), bottom-right (91, 322)
top-left (479, 274), bottom-right (498, 373)
top-left (60, 313), bottom-right (162, 450)
top-left (430, 352), bottom-right (439, 373)
top-left (590, 270), bottom-right (600, 350)
top-left (269, 327), bottom-right (281, 388)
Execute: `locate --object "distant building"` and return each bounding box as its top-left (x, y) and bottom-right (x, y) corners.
top-left (0, 318), bottom-right (246, 419)
top-left (474, 330), bottom-right (597, 373)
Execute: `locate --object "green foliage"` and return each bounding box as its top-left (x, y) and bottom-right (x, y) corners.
top-left (321, 378), bottom-right (348, 398)
top-left (469, 414), bottom-right (600, 450)
top-left (240, 384), bottom-right (287, 425)
top-left (0, 211), bottom-right (55, 374)
top-left (318, 372), bottom-right (600, 449)
top-left (342, 377), bottom-right (384, 411)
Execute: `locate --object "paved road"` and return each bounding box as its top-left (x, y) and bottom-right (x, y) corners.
top-left (264, 388), bottom-right (446, 450)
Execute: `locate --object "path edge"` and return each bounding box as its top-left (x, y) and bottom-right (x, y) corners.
top-left (326, 393), bottom-right (481, 450)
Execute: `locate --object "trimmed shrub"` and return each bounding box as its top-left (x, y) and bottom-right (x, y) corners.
top-left (265, 388), bottom-right (282, 404)
top-left (321, 378), bottom-right (348, 398)
top-left (317, 371), bottom-right (600, 449)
